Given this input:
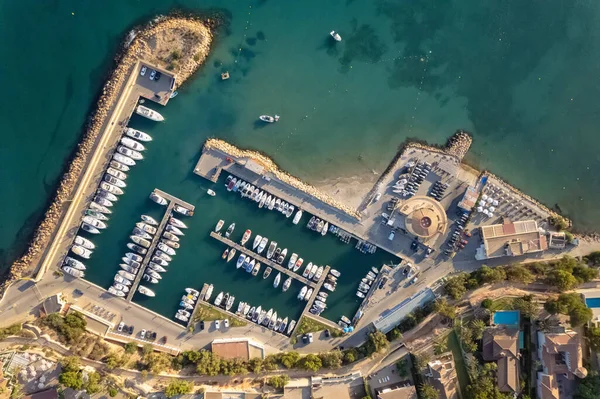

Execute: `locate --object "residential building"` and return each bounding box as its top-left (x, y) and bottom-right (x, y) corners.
top-left (376, 385), bottom-right (417, 399)
top-left (210, 338), bottom-right (264, 361)
top-left (476, 220), bottom-right (547, 260)
top-left (482, 327), bottom-right (521, 394)
top-left (536, 328), bottom-right (587, 399)
top-left (425, 353), bottom-right (459, 399)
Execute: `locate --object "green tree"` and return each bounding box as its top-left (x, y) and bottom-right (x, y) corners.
top-left (434, 337), bottom-right (448, 355)
top-left (267, 375), bottom-right (290, 389)
top-left (108, 387), bottom-right (118, 397)
top-left (247, 357), bottom-right (264, 373)
top-left (125, 342), bottom-right (137, 354)
top-left (588, 327), bottom-right (600, 352)
top-left (343, 350), bottom-right (357, 364)
top-left (444, 274), bottom-right (468, 299)
top-left (319, 350), bottom-right (342, 369)
top-left (546, 293), bottom-right (593, 327)
top-left (298, 354), bottom-right (322, 372)
top-left (142, 343), bottom-right (154, 357)
top-left (366, 331), bottom-right (389, 355)
top-left (572, 264), bottom-right (598, 283)
top-left (59, 371), bottom-right (83, 390)
top-left (146, 352), bottom-right (172, 373)
top-left (575, 373), bottom-right (600, 399)
top-left (388, 328), bottom-right (403, 341)
top-left (83, 372), bottom-right (101, 394)
top-left (505, 265), bottom-right (535, 284)
top-left (513, 296), bottom-right (538, 318)
top-left (546, 269), bottom-right (578, 291)
top-left (280, 351), bottom-right (300, 368)
top-left (195, 350), bottom-right (222, 376)
top-left (419, 383), bottom-right (440, 399)
top-left (477, 265), bottom-right (506, 285)
top-left (549, 216), bottom-right (568, 230)
top-left (263, 354), bottom-right (278, 371)
top-left (470, 319), bottom-right (487, 340)
top-left (414, 353), bottom-right (431, 371)
top-left (396, 359), bottom-right (409, 377)
top-left (165, 379), bottom-right (193, 398)
top-left (434, 298), bottom-right (456, 320)
top-left (105, 352), bottom-right (123, 370)
top-left (481, 298), bottom-right (493, 309)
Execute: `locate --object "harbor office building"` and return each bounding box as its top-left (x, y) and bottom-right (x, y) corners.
top-left (476, 220), bottom-right (547, 260)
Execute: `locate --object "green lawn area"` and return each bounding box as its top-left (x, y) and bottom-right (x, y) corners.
top-left (296, 316), bottom-right (343, 336)
top-left (488, 297), bottom-right (515, 312)
top-left (448, 330), bottom-right (471, 399)
top-left (192, 303), bottom-right (247, 327)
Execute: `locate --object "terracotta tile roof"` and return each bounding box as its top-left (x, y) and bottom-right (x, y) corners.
top-left (482, 327), bottom-right (521, 393)
top-left (537, 373), bottom-right (560, 399)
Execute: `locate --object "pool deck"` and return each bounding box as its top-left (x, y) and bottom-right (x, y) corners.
top-left (126, 189), bottom-right (194, 301)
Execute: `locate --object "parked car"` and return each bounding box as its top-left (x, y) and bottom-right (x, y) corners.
top-left (140, 329), bottom-right (147, 339)
top-left (151, 332), bottom-right (157, 341)
top-left (324, 329), bottom-right (330, 338)
top-left (224, 319), bottom-right (230, 328)
top-left (388, 231), bottom-right (395, 241)
top-left (140, 66), bottom-right (147, 76)
top-left (200, 321), bottom-right (205, 330)
top-left (117, 322), bottom-right (124, 332)
top-left (378, 277), bottom-right (388, 289)
top-left (215, 320), bottom-right (220, 329)
top-left (308, 333), bottom-right (314, 343)
top-left (154, 71), bottom-right (162, 81)
top-left (128, 326), bottom-right (134, 335)
top-left (149, 70), bottom-right (157, 80)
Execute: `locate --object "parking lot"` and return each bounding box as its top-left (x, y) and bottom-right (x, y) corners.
top-left (134, 63), bottom-right (175, 106)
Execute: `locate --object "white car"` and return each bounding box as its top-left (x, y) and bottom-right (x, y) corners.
top-left (117, 322), bottom-right (125, 332)
top-left (140, 329), bottom-right (147, 339)
top-left (149, 70), bottom-right (156, 80)
top-left (308, 332), bottom-right (314, 343)
top-left (215, 320), bottom-right (220, 329)
top-left (224, 319), bottom-right (230, 328)
top-left (140, 66), bottom-right (147, 76)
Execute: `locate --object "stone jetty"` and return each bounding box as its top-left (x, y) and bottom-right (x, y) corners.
top-left (1, 15), bottom-right (213, 296)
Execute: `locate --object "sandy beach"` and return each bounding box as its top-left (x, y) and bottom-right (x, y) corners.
top-left (313, 173), bottom-right (379, 211)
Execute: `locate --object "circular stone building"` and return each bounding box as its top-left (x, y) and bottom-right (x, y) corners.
top-left (396, 196), bottom-right (448, 242)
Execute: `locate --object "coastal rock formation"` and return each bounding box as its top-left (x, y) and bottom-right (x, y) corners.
top-left (1, 16), bottom-right (213, 295)
top-left (204, 139), bottom-right (363, 219)
top-left (445, 130), bottom-right (472, 160)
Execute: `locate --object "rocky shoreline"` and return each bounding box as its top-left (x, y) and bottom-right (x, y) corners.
top-left (1, 15), bottom-right (214, 295)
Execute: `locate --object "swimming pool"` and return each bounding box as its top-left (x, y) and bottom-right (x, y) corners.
top-left (585, 297), bottom-right (600, 308)
top-left (493, 310), bottom-right (520, 327)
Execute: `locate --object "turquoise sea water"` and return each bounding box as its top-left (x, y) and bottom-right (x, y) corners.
top-left (3, 1), bottom-right (600, 288)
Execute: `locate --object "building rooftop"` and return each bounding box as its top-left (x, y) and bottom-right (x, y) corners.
top-left (477, 220), bottom-right (547, 259)
top-left (537, 329), bottom-right (587, 379)
top-left (204, 392), bottom-right (261, 399)
top-left (482, 327), bottom-right (521, 393)
top-left (396, 196), bottom-right (448, 240)
top-left (373, 289), bottom-right (436, 334)
top-left (427, 354), bottom-right (458, 399)
top-left (377, 385), bottom-right (417, 399)
top-left (211, 338), bottom-right (264, 361)
top-left (457, 185), bottom-right (479, 211)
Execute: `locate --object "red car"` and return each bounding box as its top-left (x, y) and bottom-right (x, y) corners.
top-left (460, 239), bottom-right (468, 245)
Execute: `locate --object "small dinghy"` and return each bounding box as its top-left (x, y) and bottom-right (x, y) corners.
top-left (330, 30), bottom-right (342, 41)
top-left (207, 189), bottom-right (216, 196)
top-left (259, 115), bottom-right (280, 123)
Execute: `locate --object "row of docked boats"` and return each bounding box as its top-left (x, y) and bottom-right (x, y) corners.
top-left (356, 267), bottom-right (380, 299)
top-left (149, 192), bottom-right (194, 216)
top-left (225, 175), bottom-right (304, 224)
top-left (307, 216), bottom-right (331, 236)
top-left (175, 287), bottom-right (203, 323)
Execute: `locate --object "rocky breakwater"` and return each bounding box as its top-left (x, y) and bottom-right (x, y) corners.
top-left (204, 139), bottom-right (362, 219)
top-left (0, 15), bottom-right (213, 296)
top-left (444, 130), bottom-right (472, 160)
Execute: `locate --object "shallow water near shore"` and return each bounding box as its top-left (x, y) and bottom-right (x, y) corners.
top-left (3, 0), bottom-right (600, 281)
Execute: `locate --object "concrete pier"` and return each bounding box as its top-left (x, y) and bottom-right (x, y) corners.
top-left (184, 283), bottom-right (209, 329)
top-left (209, 232), bottom-right (318, 289)
top-left (127, 189), bottom-right (195, 301)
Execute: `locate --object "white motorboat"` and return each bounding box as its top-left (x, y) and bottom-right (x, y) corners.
top-left (254, 191), bottom-right (264, 203)
top-left (138, 285), bottom-right (156, 297)
top-left (125, 252), bottom-right (143, 262)
top-left (268, 196), bottom-right (276, 210)
top-left (282, 203), bottom-right (289, 215)
top-left (279, 317), bottom-right (288, 333)
top-left (82, 215), bottom-right (107, 229)
top-left (93, 196), bottom-right (114, 207)
top-left (81, 222), bottom-right (100, 234)
top-left (286, 205), bottom-right (294, 218)
top-left (292, 209), bottom-right (302, 224)
top-left (180, 302), bottom-right (193, 310)
top-left (114, 275), bottom-right (132, 285)
top-left (120, 136), bottom-right (146, 151)
top-left (252, 235), bottom-right (262, 250)
top-left (169, 217), bottom-right (187, 229)
top-left (274, 198), bottom-right (282, 211)
top-left (150, 192), bottom-right (167, 206)
top-left (173, 205), bottom-right (192, 216)
top-left (166, 224), bottom-right (184, 236)
top-left (241, 229), bottom-right (251, 245)
top-left (161, 239), bottom-right (180, 249)
top-left (130, 235), bottom-right (151, 248)
top-left (308, 264), bottom-right (318, 280)
top-left (186, 288), bottom-right (200, 296)
top-left (122, 257), bottom-right (141, 268)
top-left (178, 309), bottom-right (192, 319)
top-left (287, 320), bottom-right (296, 335)
top-left (143, 274), bottom-right (159, 284)
top-left (314, 266), bottom-right (324, 281)
top-left (242, 256), bottom-right (251, 271)
top-left (243, 303), bottom-right (251, 317)
top-left (262, 309), bottom-right (273, 326)
top-left (104, 174), bottom-right (126, 188)
top-left (293, 258), bottom-right (303, 273)
top-left (89, 201), bottom-right (111, 213)
top-left (62, 266), bottom-right (84, 278)
top-left (154, 250), bottom-right (172, 262)
top-left (225, 222), bottom-right (235, 238)
top-left (236, 254), bottom-right (246, 269)
top-left (109, 160), bottom-right (130, 172)
top-left (321, 222), bottom-right (329, 236)
top-left (259, 115), bottom-right (280, 123)
top-left (136, 222), bottom-right (157, 234)
top-left (277, 248), bottom-right (288, 264)
top-left (226, 248), bottom-right (236, 262)
top-left (148, 263), bottom-right (167, 273)
top-left (266, 241), bottom-right (277, 259)
top-left (257, 237), bottom-right (268, 254)
top-left (282, 277), bottom-right (291, 292)
top-left (170, 90), bottom-right (178, 99)
top-left (108, 287), bottom-right (125, 297)
top-left (297, 286), bottom-right (308, 300)
top-left (106, 167), bottom-right (127, 181)
top-left (268, 312), bottom-right (278, 330)
top-left (273, 272), bottom-right (281, 288)
top-left (302, 262), bottom-right (312, 278)
top-left (71, 245), bottom-right (92, 259)
top-left (330, 30), bottom-right (342, 41)
top-left (146, 269), bottom-right (162, 280)
top-left (97, 189), bottom-right (118, 202)
top-left (158, 242), bottom-right (176, 256)
top-left (163, 231), bottom-right (180, 242)
top-left (126, 127), bottom-right (152, 142)
top-left (181, 296), bottom-right (195, 306)
top-left (151, 256), bottom-right (168, 267)
top-left (288, 253), bottom-right (298, 269)
top-left (356, 291), bottom-right (365, 298)
top-left (114, 283), bottom-right (130, 293)
top-left (118, 270), bottom-right (136, 280)
top-left (225, 295), bottom-right (235, 311)
top-left (214, 291), bottom-right (224, 306)
top-left (113, 153), bottom-right (136, 166)
top-left (259, 194), bottom-right (269, 209)
top-left (132, 228), bottom-right (152, 240)
top-left (141, 215), bottom-right (158, 225)
top-left (330, 269), bottom-right (341, 278)
top-left (227, 177), bottom-right (237, 192)
top-left (64, 256), bottom-right (86, 270)
top-left (215, 219), bottom-right (225, 233)
top-left (232, 179), bottom-right (242, 192)
top-left (117, 146), bottom-right (143, 161)
top-left (251, 306), bottom-right (261, 322)
top-left (136, 105), bottom-right (164, 121)
top-left (204, 284), bottom-right (214, 301)
top-left (207, 189), bottom-right (216, 197)
top-left (304, 288), bottom-right (313, 301)
top-left (74, 235), bottom-right (95, 250)
top-left (100, 181), bottom-right (124, 196)
top-left (175, 313), bottom-right (189, 322)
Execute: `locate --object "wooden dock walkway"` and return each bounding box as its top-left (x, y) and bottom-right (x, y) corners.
top-left (209, 232), bottom-right (318, 289)
top-left (127, 189), bottom-right (196, 302)
top-left (290, 266), bottom-right (335, 336)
